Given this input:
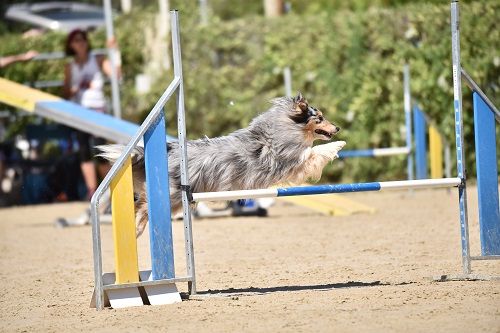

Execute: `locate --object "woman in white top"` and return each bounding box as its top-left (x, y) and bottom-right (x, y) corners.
top-left (63, 29), bottom-right (120, 199)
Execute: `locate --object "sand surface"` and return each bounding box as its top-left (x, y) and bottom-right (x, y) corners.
top-left (1, 186), bottom-right (499, 332)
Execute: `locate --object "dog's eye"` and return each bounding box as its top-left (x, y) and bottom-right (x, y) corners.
top-left (317, 116), bottom-right (324, 122)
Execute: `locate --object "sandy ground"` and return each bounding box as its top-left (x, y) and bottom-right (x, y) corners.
top-left (1, 186), bottom-right (499, 332)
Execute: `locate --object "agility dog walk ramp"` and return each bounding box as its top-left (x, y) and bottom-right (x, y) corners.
top-left (0, 77), bottom-right (177, 143)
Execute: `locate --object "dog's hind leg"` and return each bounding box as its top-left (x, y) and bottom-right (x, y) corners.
top-left (135, 191), bottom-right (149, 237)
top-left (133, 187), bottom-right (185, 237)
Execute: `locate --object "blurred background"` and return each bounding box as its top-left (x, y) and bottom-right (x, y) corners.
top-left (0, 0), bottom-right (498, 206)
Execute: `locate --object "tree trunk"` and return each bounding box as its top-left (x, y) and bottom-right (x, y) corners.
top-left (264, 0), bottom-right (284, 17)
top-left (120, 0), bottom-right (132, 13)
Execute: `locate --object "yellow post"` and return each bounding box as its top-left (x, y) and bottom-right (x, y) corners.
top-left (429, 125), bottom-right (443, 179)
top-left (110, 157), bottom-right (139, 284)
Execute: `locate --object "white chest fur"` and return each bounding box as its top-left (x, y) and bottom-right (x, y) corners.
top-left (299, 147), bottom-right (313, 164)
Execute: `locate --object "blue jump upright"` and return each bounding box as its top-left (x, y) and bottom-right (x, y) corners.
top-left (413, 105), bottom-right (427, 179)
top-left (144, 112), bottom-right (175, 279)
top-left (473, 92), bottom-right (500, 256)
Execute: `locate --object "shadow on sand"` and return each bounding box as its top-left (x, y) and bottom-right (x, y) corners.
top-left (185, 280), bottom-right (415, 299)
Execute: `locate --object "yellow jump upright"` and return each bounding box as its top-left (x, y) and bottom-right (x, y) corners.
top-left (429, 125), bottom-right (443, 179)
top-left (110, 157), bottom-right (139, 284)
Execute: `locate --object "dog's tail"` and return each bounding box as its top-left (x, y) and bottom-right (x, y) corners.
top-left (96, 144), bottom-right (144, 166)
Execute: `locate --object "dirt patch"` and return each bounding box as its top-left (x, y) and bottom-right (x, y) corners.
top-left (1, 186), bottom-right (499, 332)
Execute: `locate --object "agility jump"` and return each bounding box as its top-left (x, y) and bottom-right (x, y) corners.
top-left (91, 11), bottom-right (194, 309)
top-left (339, 64), bottom-right (451, 181)
top-left (448, 0), bottom-right (500, 276)
top-left (90, 2), bottom-right (499, 310)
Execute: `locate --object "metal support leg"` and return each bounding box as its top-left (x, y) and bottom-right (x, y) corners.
top-left (171, 10), bottom-right (197, 295)
top-left (90, 195), bottom-right (104, 310)
top-left (451, 0), bottom-right (471, 274)
top-left (403, 64), bottom-right (414, 181)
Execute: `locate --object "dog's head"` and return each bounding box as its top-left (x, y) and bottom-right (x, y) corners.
top-left (289, 93), bottom-right (340, 141)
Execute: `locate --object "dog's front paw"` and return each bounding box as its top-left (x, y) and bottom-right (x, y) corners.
top-left (313, 141), bottom-right (346, 160)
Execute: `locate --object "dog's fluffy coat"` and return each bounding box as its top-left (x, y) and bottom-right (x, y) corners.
top-left (98, 93), bottom-right (345, 236)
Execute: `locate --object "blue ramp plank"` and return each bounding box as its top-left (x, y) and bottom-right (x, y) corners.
top-left (35, 100), bottom-right (177, 143)
top-left (473, 92), bottom-right (500, 255)
top-left (144, 112), bottom-right (175, 280)
top-left (35, 100), bottom-right (138, 144)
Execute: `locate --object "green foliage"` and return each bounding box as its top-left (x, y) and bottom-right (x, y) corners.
top-left (1, 1), bottom-right (498, 182)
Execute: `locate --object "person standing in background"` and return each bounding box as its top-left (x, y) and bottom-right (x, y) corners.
top-left (63, 29), bottom-right (120, 199)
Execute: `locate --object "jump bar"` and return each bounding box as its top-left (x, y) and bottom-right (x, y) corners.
top-left (192, 177), bottom-right (461, 202)
top-left (339, 146), bottom-right (410, 158)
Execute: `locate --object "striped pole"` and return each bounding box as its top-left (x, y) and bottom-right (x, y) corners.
top-left (339, 147), bottom-right (409, 158)
top-left (451, 0), bottom-right (471, 274)
top-left (172, 10), bottom-right (197, 296)
top-left (192, 178), bottom-right (461, 202)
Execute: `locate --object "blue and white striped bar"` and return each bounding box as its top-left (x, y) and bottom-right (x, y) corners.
top-left (192, 178), bottom-right (461, 202)
top-left (339, 146), bottom-right (410, 158)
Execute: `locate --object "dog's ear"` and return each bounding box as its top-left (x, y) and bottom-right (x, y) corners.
top-left (294, 92), bottom-right (308, 113)
top-left (294, 92), bottom-right (304, 103)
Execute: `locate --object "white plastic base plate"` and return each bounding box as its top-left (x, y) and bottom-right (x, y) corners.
top-left (103, 273), bottom-right (143, 309)
top-left (107, 287), bottom-right (144, 309)
top-left (139, 271), bottom-right (182, 305)
top-left (91, 271), bottom-right (182, 309)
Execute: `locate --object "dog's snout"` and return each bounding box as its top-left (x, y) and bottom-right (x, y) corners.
top-left (335, 126), bottom-right (341, 133)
